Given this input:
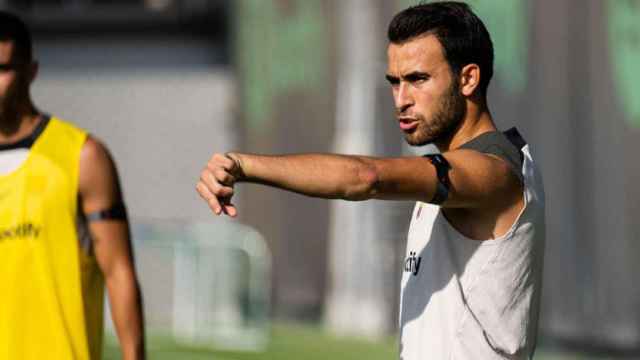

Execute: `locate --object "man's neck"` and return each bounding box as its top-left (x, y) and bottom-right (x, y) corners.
top-left (0, 111), bottom-right (41, 145)
top-left (436, 104), bottom-right (496, 152)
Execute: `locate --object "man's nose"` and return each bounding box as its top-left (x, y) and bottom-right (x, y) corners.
top-left (394, 82), bottom-right (413, 114)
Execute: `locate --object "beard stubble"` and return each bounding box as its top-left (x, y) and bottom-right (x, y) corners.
top-left (404, 80), bottom-right (467, 147)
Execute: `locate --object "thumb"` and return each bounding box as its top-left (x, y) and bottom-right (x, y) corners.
top-left (220, 196), bottom-right (238, 217)
top-left (225, 152), bottom-right (245, 180)
top-left (222, 203), bottom-right (238, 217)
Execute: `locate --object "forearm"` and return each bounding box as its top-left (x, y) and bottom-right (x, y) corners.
top-left (106, 269), bottom-right (145, 360)
top-left (232, 153), bottom-right (379, 200)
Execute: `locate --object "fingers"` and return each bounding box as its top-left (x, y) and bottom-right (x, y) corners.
top-left (196, 180), bottom-right (220, 214)
top-left (209, 153), bottom-right (237, 174)
top-left (222, 203), bottom-right (238, 217)
top-left (206, 163), bottom-right (236, 187)
top-left (197, 180), bottom-right (238, 217)
top-left (200, 167), bottom-right (234, 196)
top-left (197, 153), bottom-right (240, 217)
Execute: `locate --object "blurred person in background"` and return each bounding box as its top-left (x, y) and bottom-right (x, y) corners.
top-left (197, 2), bottom-right (544, 359)
top-left (0, 11), bottom-right (145, 360)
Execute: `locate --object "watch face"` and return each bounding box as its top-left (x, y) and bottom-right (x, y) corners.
top-left (608, 0), bottom-right (640, 128)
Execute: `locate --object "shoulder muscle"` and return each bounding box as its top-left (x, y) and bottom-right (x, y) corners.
top-left (78, 136), bottom-right (123, 213)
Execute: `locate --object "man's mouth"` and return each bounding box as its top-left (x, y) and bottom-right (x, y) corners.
top-left (398, 118), bottom-right (418, 132)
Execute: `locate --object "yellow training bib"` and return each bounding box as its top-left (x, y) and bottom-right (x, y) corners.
top-left (0, 117), bottom-right (104, 360)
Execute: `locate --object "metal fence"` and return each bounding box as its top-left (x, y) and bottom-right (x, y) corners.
top-left (105, 219), bottom-right (271, 351)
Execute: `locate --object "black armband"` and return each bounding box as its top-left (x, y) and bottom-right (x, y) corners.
top-left (424, 154), bottom-right (451, 205)
top-left (85, 203), bottom-right (128, 222)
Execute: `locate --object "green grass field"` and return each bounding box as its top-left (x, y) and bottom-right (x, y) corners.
top-left (102, 323), bottom-right (613, 360)
top-left (103, 323), bottom-right (397, 360)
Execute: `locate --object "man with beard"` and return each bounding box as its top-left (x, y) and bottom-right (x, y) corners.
top-left (0, 11), bottom-right (145, 360)
top-left (197, 2), bottom-right (545, 359)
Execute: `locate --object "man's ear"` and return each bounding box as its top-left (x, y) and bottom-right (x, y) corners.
top-left (459, 63), bottom-right (480, 97)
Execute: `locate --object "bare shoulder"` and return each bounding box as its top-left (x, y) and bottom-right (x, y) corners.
top-left (444, 148), bottom-right (517, 183)
top-left (442, 148), bottom-right (522, 209)
top-left (79, 135), bottom-right (122, 201)
top-left (81, 136), bottom-right (113, 166)
top-left (79, 135), bottom-right (120, 177)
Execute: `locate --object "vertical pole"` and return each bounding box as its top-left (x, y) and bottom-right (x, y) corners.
top-left (325, 0), bottom-right (391, 338)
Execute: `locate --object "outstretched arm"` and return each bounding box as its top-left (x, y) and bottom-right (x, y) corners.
top-left (196, 149), bottom-right (521, 216)
top-left (79, 136), bottom-right (145, 360)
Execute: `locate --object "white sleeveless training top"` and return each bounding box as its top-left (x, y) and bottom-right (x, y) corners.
top-left (399, 130), bottom-right (545, 360)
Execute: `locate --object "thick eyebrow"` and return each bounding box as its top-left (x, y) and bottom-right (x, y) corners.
top-left (403, 71), bottom-right (429, 81)
top-left (385, 71), bottom-right (429, 84)
top-left (385, 74), bottom-right (399, 84)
